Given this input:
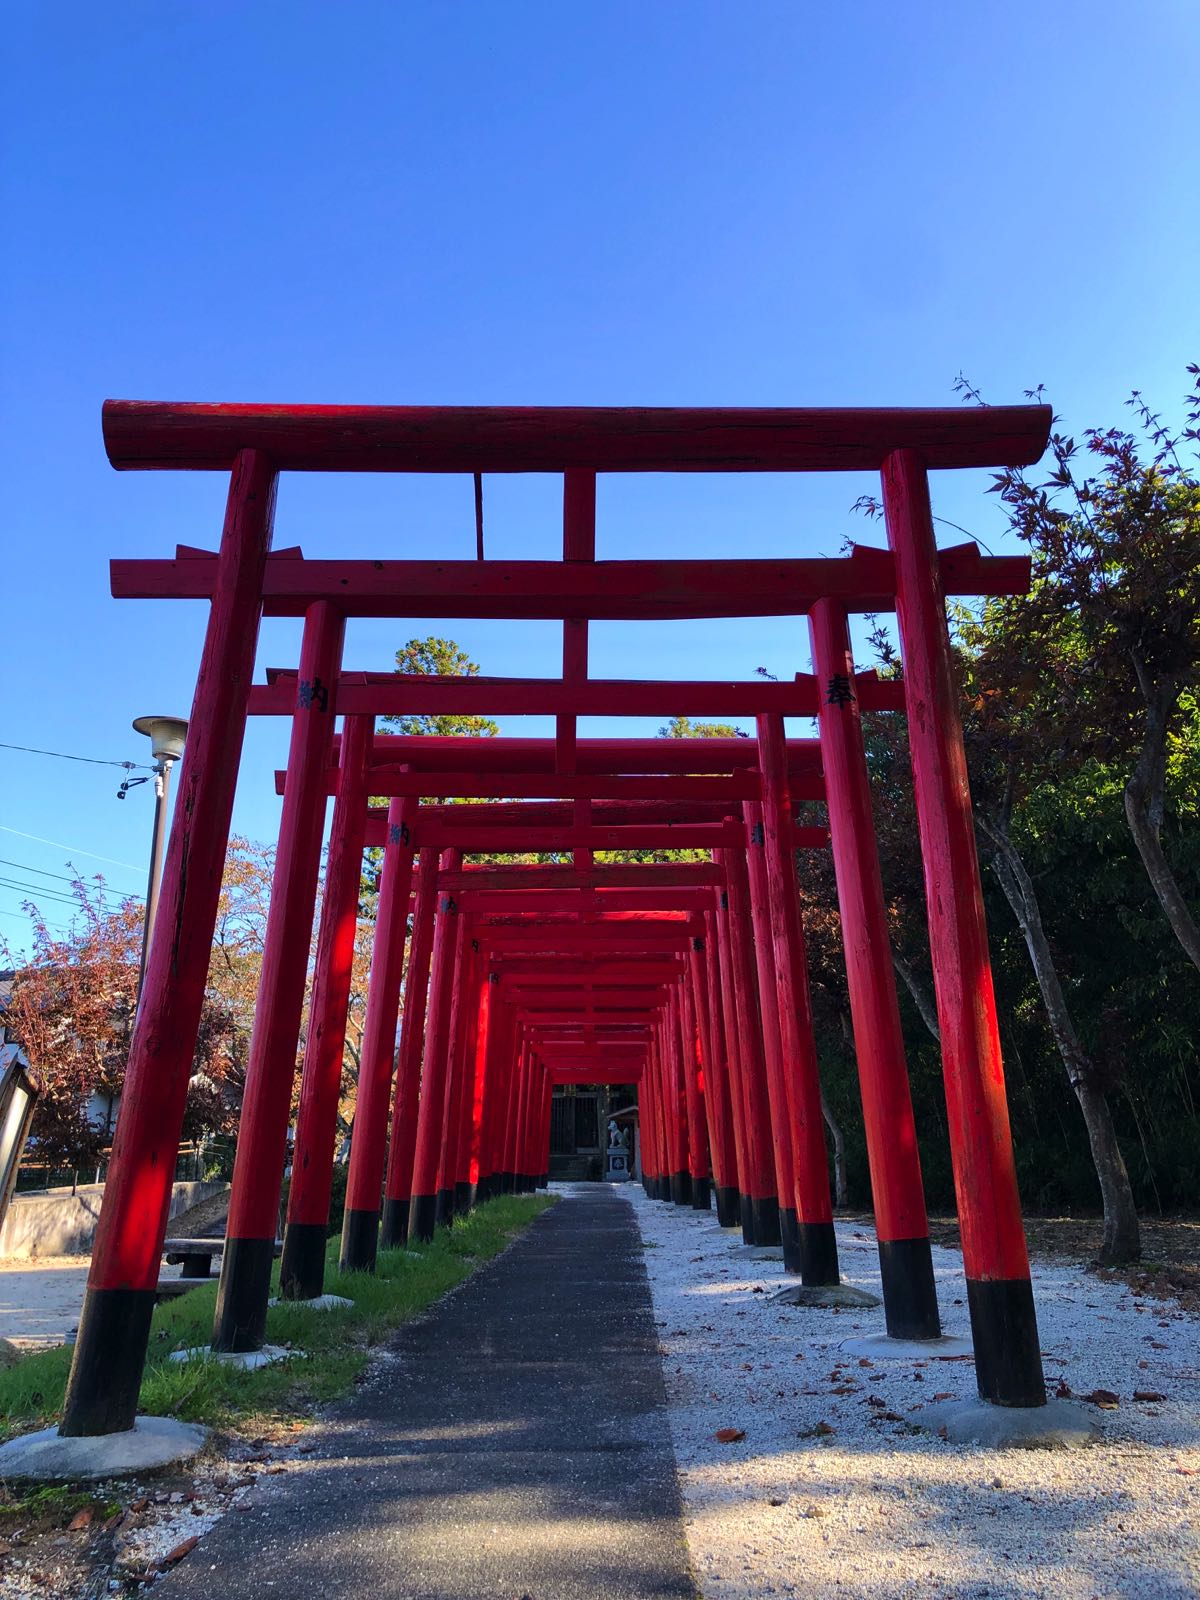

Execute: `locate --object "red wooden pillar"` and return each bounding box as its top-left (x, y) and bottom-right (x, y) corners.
top-left (719, 848), bottom-right (782, 1246)
top-left (502, 1030), bottom-right (531, 1196)
top-left (809, 602), bottom-right (940, 1337)
top-left (440, 924), bottom-right (478, 1219)
top-left (339, 795), bottom-right (418, 1272)
top-left (711, 896), bottom-right (756, 1239)
top-left (701, 914), bottom-right (742, 1228)
top-left (692, 932), bottom-right (739, 1226)
top-left (882, 448), bottom-right (1044, 1407)
top-left (743, 801), bottom-right (805, 1273)
top-left (678, 975), bottom-right (712, 1210)
top-left (62, 451), bottom-right (278, 1437)
top-left (380, 846), bottom-right (439, 1247)
top-left (535, 1069), bottom-right (553, 1189)
top-left (279, 713), bottom-right (373, 1300)
top-left (462, 966), bottom-right (493, 1207)
top-left (476, 986), bottom-right (510, 1201)
top-left (756, 722), bottom-right (840, 1286)
top-left (666, 989), bottom-right (692, 1205)
top-left (653, 1023), bottom-right (678, 1201)
top-left (211, 601), bottom-right (344, 1353)
top-left (514, 1050), bottom-right (534, 1192)
top-left (408, 849), bottom-right (463, 1241)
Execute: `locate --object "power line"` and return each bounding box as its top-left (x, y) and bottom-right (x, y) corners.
top-left (0, 741), bottom-right (154, 772)
top-left (0, 858), bottom-right (145, 901)
top-left (0, 905), bottom-right (71, 934)
top-left (0, 827), bottom-right (142, 873)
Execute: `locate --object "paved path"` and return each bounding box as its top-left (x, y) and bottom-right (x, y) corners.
top-left (0, 1257), bottom-right (88, 1350)
top-left (161, 1186), bottom-right (696, 1599)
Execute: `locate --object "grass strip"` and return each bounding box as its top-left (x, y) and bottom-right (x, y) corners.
top-left (0, 1193), bottom-right (555, 1442)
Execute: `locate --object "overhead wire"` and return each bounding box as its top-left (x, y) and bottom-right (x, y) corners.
top-left (0, 741), bottom-right (154, 772)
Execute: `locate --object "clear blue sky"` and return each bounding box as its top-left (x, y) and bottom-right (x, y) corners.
top-left (2, 1), bottom-right (1196, 950)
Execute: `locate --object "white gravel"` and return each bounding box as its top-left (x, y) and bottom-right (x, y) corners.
top-left (628, 1185), bottom-right (1200, 1600)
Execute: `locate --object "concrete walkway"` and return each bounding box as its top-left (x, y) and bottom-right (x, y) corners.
top-left (161, 1186), bottom-right (697, 1599)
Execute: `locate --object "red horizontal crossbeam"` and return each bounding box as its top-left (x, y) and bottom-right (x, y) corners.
top-left (113, 544), bottom-right (1030, 621)
top-left (366, 821), bottom-right (749, 853)
top-left (443, 863), bottom-right (723, 892)
top-left (251, 670), bottom-right (907, 718)
top-left (361, 735), bottom-right (815, 774)
top-left (456, 890), bottom-right (718, 914)
top-left (102, 400), bottom-right (1051, 473)
top-left (297, 771), bottom-right (784, 802)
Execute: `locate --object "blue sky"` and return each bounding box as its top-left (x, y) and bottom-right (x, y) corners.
top-left (2, 1), bottom-right (1196, 949)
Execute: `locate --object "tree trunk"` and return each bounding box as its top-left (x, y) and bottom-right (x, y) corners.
top-left (820, 1086), bottom-right (848, 1208)
top-left (1124, 671), bottom-right (1200, 973)
top-left (892, 951), bottom-right (941, 1043)
top-left (978, 812), bottom-right (1140, 1265)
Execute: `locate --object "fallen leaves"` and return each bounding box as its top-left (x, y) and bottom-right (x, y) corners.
top-left (159, 1535), bottom-right (199, 1568)
top-left (1133, 1390), bottom-right (1166, 1403)
top-left (1083, 1389), bottom-right (1121, 1409)
top-left (714, 1427), bottom-right (746, 1443)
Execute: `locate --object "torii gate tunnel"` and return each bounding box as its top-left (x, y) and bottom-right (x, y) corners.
top-left (62, 400), bottom-right (1053, 1438)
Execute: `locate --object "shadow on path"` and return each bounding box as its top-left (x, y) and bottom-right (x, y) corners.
top-left (160, 1186), bottom-right (697, 1599)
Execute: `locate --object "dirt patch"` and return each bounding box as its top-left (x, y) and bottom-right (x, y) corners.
top-left (840, 1210), bottom-right (1200, 1311)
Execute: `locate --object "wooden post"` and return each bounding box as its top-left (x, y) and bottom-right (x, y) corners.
top-left (704, 915), bottom-right (742, 1222)
top-left (755, 718), bottom-right (840, 1286)
top-left (380, 846), bottom-right (439, 1247)
top-left (882, 448), bottom-right (1045, 1406)
top-left (62, 450), bottom-right (278, 1437)
top-left (678, 975), bottom-right (712, 1209)
top-left (339, 795), bottom-right (418, 1272)
top-left (408, 852), bottom-right (463, 1241)
top-left (279, 713), bottom-right (373, 1298)
top-left (719, 848), bottom-right (782, 1246)
top-left (212, 600), bottom-right (344, 1354)
top-left (743, 801), bottom-right (804, 1273)
top-left (808, 601), bottom-right (940, 1337)
top-left (711, 896), bottom-right (755, 1238)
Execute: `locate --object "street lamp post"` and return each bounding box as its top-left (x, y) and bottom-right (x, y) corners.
top-left (132, 716), bottom-right (188, 999)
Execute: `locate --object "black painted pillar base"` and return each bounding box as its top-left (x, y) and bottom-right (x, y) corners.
top-left (966, 1277), bottom-right (1047, 1407)
top-left (740, 1193), bottom-right (755, 1244)
top-left (538, 1173), bottom-right (549, 1189)
top-left (436, 1187), bottom-right (455, 1225)
top-left (690, 1176), bottom-right (712, 1211)
top-left (339, 1207), bottom-right (379, 1275)
top-left (796, 1219), bottom-right (840, 1287)
top-left (212, 1236), bottom-right (276, 1353)
top-left (752, 1194), bottom-right (782, 1246)
top-left (60, 1286), bottom-right (156, 1437)
top-left (878, 1235), bottom-right (942, 1341)
top-left (779, 1206), bottom-right (802, 1274)
top-left (279, 1221), bottom-right (328, 1301)
top-left (409, 1192), bottom-right (439, 1245)
top-left (657, 1176), bottom-right (672, 1201)
top-left (455, 1180), bottom-right (474, 1215)
top-left (670, 1170), bottom-right (693, 1206)
top-left (379, 1195), bottom-right (409, 1249)
top-left (714, 1185), bottom-right (741, 1228)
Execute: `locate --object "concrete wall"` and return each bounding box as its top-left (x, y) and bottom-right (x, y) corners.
top-left (0, 1179), bottom-right (224, 1259)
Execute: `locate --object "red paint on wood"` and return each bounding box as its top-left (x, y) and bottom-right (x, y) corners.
top-left (344, 794), bottom-right (418, 1216)
top-left (225, 601), bottom-right (345, 1244)
top-left (756, 719), bottom-right (835, 1228)
top-left (103, 399), bottom-right (1052, 473)
top-left (287, 713), bottom-right (373, 1229)
top-left (809, 601), bottom-right (930, 1242)
top-left (383, 847), bottom-right (440, 1213)
top-left (882, 448), bottom-right (1031, 1284)
top-left (83, 450), bottom-right (277, 1296)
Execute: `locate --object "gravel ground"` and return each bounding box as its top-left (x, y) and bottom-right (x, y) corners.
top-left (630, 1185), bottom-right (1200, 1600)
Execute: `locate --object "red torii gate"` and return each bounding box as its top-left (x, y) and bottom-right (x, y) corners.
top-left (60, 400), bottom-right (1051, 1447)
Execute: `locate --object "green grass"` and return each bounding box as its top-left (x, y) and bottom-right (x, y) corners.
top-left (0, 1193), bottom-right (555, 1442)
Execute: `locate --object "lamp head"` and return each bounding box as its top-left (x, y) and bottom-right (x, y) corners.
top-left (132, 715), bottom-right (188, 764)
